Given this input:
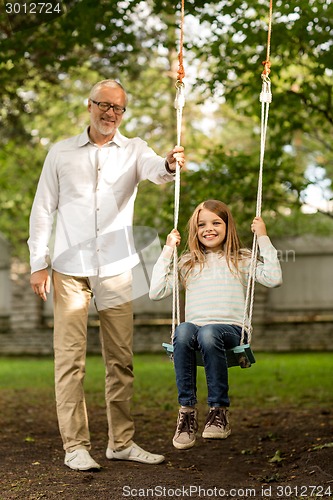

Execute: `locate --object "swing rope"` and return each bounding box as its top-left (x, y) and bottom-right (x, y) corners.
top-left (240, 0), bottom-right (273, 345)
top-left (170, 0), bottom-right (273, 347)
top-left (171, 0), bottom-right (186, 338)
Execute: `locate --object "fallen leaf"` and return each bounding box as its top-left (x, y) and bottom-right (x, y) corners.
top-left (268, 450), bottom-right (284, 463)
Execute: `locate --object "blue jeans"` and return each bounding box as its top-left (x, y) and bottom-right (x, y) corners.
top-left (173, 322), bottom-right (243, 408)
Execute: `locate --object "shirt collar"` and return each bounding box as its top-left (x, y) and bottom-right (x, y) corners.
top-left (78, 127), bottom-right (129, 148)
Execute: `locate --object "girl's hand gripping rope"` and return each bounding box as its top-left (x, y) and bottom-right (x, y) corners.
top-left (166, 229), bottom-right (181, 249)
top-left (251, 216), bottom-right (267, 237)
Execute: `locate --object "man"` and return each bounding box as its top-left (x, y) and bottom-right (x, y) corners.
top-left (28, 79), bottom-right (185, 471)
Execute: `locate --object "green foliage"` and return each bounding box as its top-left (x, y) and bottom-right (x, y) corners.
top-left (0, 65), bottom-right (100, 259)
top-left (183, 0), bottom-right (333, 206)
top-left (0, 0), bottom-right (332, 258)
top-left (0, 140), bottom-right (45, 260)
top-left (135, 140), bottom-right (312, 248)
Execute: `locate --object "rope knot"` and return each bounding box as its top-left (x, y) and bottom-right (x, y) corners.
top-left (261, 60), bottom-right (271, 77)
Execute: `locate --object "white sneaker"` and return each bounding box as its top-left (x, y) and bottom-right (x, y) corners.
top-left (106, 442), bottom-right (164, 464)
top-left (64, 449), bottom-right (101, 471)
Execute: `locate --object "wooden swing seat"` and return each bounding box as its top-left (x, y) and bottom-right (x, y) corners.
top-left (162, 342), bottom-right (255, 369)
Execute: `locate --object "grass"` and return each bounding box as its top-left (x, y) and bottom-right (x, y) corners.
top-left (0, 352), bottom-right (332, 411)
top-left (228, 352), bottom-right (333, 408)
top-left (132, 352), bottom-right (333, 410)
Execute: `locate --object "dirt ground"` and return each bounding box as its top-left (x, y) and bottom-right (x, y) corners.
top-left (0, 393), bottom-right (332, 500)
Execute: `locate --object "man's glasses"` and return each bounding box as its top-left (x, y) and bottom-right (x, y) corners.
top-left (90, 99), bottom-right (126, 115)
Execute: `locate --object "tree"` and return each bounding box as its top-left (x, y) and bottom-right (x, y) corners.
top-left (176, 0), bottom-right (333, 214)
top-left (1, 0), bottom-right (333, 259)
top-left (0, 65), bottom-right (102, 260)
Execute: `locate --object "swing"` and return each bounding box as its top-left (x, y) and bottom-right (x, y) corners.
top-left (162, 342), bottom-right (256, 369)
top-left (162, 0), bottom-right (273, 369)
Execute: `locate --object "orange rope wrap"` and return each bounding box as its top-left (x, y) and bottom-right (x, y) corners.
top-left (177, 0), bottom-right (185, 83)
top-left (261, 0), bottom-right (273, 78)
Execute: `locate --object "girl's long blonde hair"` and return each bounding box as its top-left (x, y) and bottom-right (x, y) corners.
top-left (180, 200), bottom-right (247, 286)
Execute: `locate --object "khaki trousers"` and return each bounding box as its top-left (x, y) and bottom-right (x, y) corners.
top-left (52, 270), bottom-right (135, 453)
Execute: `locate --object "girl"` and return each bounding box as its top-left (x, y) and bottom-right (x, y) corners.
top-left (149, 200), bottom-right (282, 450)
